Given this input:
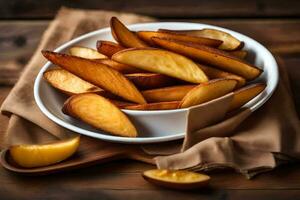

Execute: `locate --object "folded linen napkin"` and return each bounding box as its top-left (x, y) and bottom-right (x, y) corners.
top-left (1, 7), bottom-right (299, 179)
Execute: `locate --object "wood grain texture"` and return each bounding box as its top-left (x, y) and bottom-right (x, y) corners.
top-left (0, 0), bottom-right (300, 19)
top-left (0, 87), bottom-right (11, 148)
top-left (1, 188), bottom-right (300, 200)
top-left (0, 21), bottom-right (48, 85)
top-left (0, 160), bottom-right (300, 200)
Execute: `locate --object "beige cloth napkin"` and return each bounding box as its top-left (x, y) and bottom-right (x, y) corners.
top-left (1, 7), bottom-right (299, 179)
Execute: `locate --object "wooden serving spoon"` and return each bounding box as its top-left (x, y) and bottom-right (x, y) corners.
top-left (0, 137), bottom-right (155, 175)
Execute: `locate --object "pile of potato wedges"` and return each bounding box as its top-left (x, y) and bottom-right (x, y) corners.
top-left (42, 17), bottom-right (266, 137)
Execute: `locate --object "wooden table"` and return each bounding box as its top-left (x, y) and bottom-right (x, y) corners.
top-left (0, 1), bottom-right (300, 199)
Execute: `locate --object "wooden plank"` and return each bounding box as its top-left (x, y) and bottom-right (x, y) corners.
top-left (0, 0), bottom-right (300, 19)
top-left (1, 159), bottom-right (300, 190)
top-left (1, 160), bottom-right (300, 200)
top-left (0, 87), bottom-right (11, 148)
top-left (0, 21), bottom-right (48, 85)
top-left (0, 188), bottom-right (300, 200)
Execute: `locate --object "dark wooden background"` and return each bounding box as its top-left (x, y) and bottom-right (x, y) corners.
top-left (0, 1), bottom-right (300, 199)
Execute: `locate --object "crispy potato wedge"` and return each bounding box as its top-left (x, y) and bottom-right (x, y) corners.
top-left (96, 40), bottom-right (125, 57)
top-left (142, 85), bottom-right (196, 102)
top-left (230, 50), bottom-right (248, 59)
top-left (197, 64), bottom-right (246, 88)
top-left (137, 31), bottom-right (222, 47)
top-left (125, 101), bottom-right (180, 110)
top-left (43, 68), bottom-right (102, 95)
top-left (62, 93), bottom-right (137, 137)
top-left (112, 48), bottom-right (208, 83)
top-left (10, 136), bottom-right (80, 168)
top-left (152, 38), bottom-right (262, 80)
top-left (159, 28), bottom-right (243, 50)
top-left (95, 59), bottom-right (145, 74)
top-left (42, 51), bottom-right (146, 104)
top-left (180, 79), bottom-right (237, 108)
top-left (125, 73), bottom-right (177, 89)
top-left (229, 83), bottom-right (266, 111)
top-left (69, 46), bottom-right (107, 59)
top-left (110, 17), bottom-right (148, 48)
top-left (143, 169), bottom-right (210, 190)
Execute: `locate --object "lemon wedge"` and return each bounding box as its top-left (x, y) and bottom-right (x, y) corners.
top-left (143, 169), bottom-right (210, 190)
top-left (9, 136), bottom-right (80, 168)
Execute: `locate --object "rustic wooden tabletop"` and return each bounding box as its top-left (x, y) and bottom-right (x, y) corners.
top-left (0, 1), bottom-right (300, 199)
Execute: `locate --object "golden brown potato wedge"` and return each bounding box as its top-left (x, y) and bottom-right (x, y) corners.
top-left (42, 51), bottom-right (146, 104)
top-left (229, 83), bottom-right (266, 111)
top-left (110, 17), bottom-right (148, 48)
top-left (96, 40), bottom-right (125, 57)
top-left (43, 68), bottom-right (102, 95)
top-left (112, 48), bottom-right (208, 83)
top-left (62, 93), bottom-right (137, 137)
top-left (143, 169), bottom-right (210, 190)
top-left (137, 31), bottom-right (222, 47)
top-left (125, 101), bottom-right (180, 110)
top-left (142, 85), bottom-right (196, 102)
top-left (95, 59), bottom-right (145, 74)
top-left (152, 38), bottom-right (262, 80)
top-left (69, 46), bottom-right (107, 59)
top-left (230, 50), bottom-right (248, 59)
top-left (125, 73), bottom-right (177, 89)
top-left (10, 136), bottom-right (80, 168)
top-left (159, 28), bottom-right (243, 51)
top-left (197, 64), bottom-right (246, 88)
top-left (180, 79), bottom-right (237, 108)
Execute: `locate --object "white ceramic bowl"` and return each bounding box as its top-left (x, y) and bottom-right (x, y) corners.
top-left (34, 22), bottom-right (278, 144)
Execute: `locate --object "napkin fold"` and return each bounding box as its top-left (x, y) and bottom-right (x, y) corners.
top-left (1, 7), bottom-right (299, 179)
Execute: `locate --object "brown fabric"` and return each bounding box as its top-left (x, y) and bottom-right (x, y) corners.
top-left (0, 7), bottom-right (153, 147)
top-left (1, 7), bottom-right (299, 179)
top-left (155, 63), bottom-right (300, 178)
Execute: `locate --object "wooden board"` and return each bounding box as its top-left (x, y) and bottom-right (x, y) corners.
top-left (0, 159), bottom-right (300, 199)
top-left (0, 0), bottom-right (300, 19)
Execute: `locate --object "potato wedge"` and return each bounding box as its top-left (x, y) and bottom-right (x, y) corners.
top-left (125, 101), bottom-right (180, 110)
top-left (197, 64), bottom-right (246, 88)
top-left (230, 50), bottom-right (248, 59)
top-left (42, 51), bottom-right (146, 104)
top-left (110, 17), bottom-right (148, 48)
top-left (10, 136), bottom-right (80, 168)
top-left (159, 28), bottom-right (243, 50)
top-left (180, 79), bottom-right (237, 108)
top-left (143, 169), bottom-right (210, 190)
top-left (62, 93), bottom-right (137, 137)
top-left (43, 68), bottom-right (102, 95)
top-left (69, 46), bottom-right (107, 59)
top-left (229, 83), bottom-right (266, 111)
top-left (137, 31), bottom-right (222, 47)
top-left (110, 99), bottom-right (137, 109)
top-left (95, 59), bottom-right (145, 74)
top-left (96, 40), bottom-right (125, 57)
top-left (112, 48), bottom-right (208, 83)
top-left (142, 85), bottom-right (195, 102)
top-left (152, 38), bottom-right (262, 80)
top-left (125, 73), bottom-right (176, 89)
